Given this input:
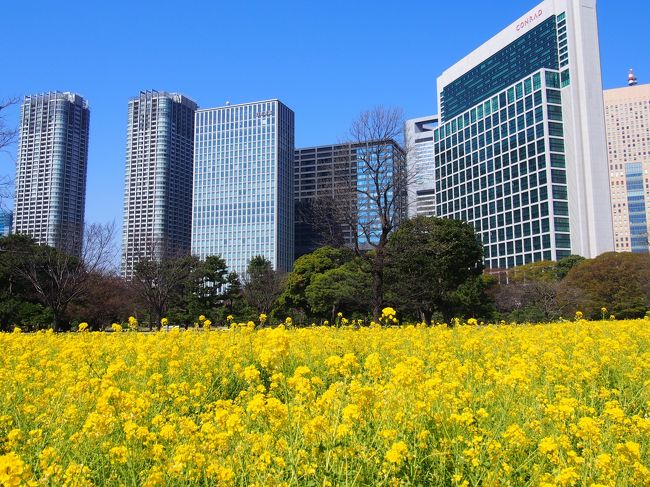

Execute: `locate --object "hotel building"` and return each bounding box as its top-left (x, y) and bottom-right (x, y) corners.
top-left (121, 91), bottom-right (197, 279)
top-left (192, 100), bottom-right (295, 275)
top-left (13, 92), bottom-right (89, 256)
top-left (433, 0), bottom-right (613, 269)
top-left (604, 77), bottom-right (650, 253)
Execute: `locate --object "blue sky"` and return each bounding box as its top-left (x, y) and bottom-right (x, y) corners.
top-left (1, 0), bottom-right (647, 228)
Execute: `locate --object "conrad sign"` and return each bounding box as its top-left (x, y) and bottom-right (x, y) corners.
top-left (516, 9), bottom-right (544, 31)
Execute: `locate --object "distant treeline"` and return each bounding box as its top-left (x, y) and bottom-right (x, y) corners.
top-left (1, 217), bottom-right (649, 331)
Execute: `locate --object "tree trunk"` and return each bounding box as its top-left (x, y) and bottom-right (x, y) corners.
top-left (52, 310), bottom-right (62, 332)
top-left (371, 250), bottom-right (385, 321)
top-left (52, 304), bottom-right (68, 331)
top-left (330, 304), bottom-right (338, 326)
top-left (421, 309), bottom-right (433, 327)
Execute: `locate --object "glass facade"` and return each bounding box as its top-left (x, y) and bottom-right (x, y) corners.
top-left (441, 16), bottom-right (559, 120)
top-left (435, 69), bottom-right (571, 268)
top-left (356, 143), bottom-right (407, 247)
top-left (0, 210), bottom-right (12, 237)
top-left (294, 144), bottom-right (357, 258)
top-left (625, 163), bottom-right (648, 253)
top-left (294, 141), bottom-right (406, 257)
top-left (14, 92), bottom-right (89, 256)
top-left (192, 100), bottom-right (294, 276)
top-left (121, 91), bottom-right (197, 279)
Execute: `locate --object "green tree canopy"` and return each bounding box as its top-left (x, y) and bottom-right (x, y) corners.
top-left (386, 216), bottom-right (484, 324)
top-left (0, 235), bottom-right (52, 330)
top-left (305, 258), bottom-right (371, 323)
top-left (555, 254), bottom-right (586, 280)
top-left (508, 260), bottom-right (558, 283)
top-left (276, 246), bottom-right (354, 317)
top-left (243, 256), bottom-right (284, 315)
top-left (179, 254), bottom-right (230, 322)
top-left (560, 252), bottom-right (650, 319)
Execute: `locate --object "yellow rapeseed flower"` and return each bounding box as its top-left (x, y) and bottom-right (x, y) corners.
top-left (385, 441), bottom-right (408, 465)
top-left (0, 314), bottom-right (647, 485)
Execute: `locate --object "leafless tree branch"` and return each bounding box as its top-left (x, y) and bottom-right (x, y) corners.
top-left (17, 222), bottom-right (118, 329)
top-left (0, 97), bottom-right (19, 153)
top-left (302, 106), bottom-right (418, 318)
top-left (0, 97), bottom-right (19, 208)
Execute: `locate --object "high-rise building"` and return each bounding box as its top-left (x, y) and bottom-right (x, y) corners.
top-left (604, 78), bottom-right (650, 253)
top-left (192, 100), bottom-right (295, 276)
top-left (121, 91), bottom-right (197, 279)
top-left (13, 92), bottom-right (89, 256)
top-left (0, 210), bottom-right (12, 237)
top-left (433, 0), bottom-right (613, 269)
top-left (294, 143), bottom-right (359, 257)
top-left (405, 116), bottom-right (439, 218)
top-left (294, 140), bottom-right (407, 258)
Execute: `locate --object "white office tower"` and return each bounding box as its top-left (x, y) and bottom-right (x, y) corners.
top-left (434, 0), bottom-right (613, 268)
top-left (405, 115), bottom-right (438, 218)
top-left (191, 100), bottom-right (295, 276)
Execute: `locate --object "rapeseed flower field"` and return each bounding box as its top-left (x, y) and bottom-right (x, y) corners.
top-left (1, 319), bottom-right (649, 486)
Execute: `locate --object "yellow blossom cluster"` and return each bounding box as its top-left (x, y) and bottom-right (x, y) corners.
top-left (0, 319), bottom-right (648, 485)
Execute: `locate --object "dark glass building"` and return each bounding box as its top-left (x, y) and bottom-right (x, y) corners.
top-left (294, 140), bottom-right (406, 258)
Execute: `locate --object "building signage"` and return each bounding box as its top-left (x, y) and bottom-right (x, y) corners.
top-left (516, 9), bottom-right (544, 32)
top-left (255, 111), bottom-right (273, 118)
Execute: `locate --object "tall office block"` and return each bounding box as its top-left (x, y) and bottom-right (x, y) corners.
top-left (434, 0), bottom-right (613, 269)
top-left (405, 116), bottom-right (438, 218)
top-left (294, 144), bottom-right (357, 257)
top-left (121, 91), bottom-right (197, 279)
top-left (0, 210), bottom-right (12, 237)
top-left (13, 92), bottom-right (89, 256)
top-left (604, 79), bottom-right (650, 253)
top-left (294, 140), bottom-right (406, 258)
top-left (192, 100), bottom-right (294, 276)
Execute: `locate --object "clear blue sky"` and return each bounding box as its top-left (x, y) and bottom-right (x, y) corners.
top-left (1, 0), bottom-right (647, 229)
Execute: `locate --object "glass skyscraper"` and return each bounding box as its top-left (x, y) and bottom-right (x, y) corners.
top-left (294, 144), bottom-right (357, 257)
top-left (121, 91), bottom-right (197, 279)
top-left (294, 140), bottom-right (406, 257)
top-left (355, 142), bottom-right (407, 248)
top-left (192, 100), bottom-right (295, 275)
top-left (13, 92), bottom-right (89, 256)
top-left (434, 0), bottom-right (613, 269)
top-left (0, 210), bottom-right (12, 237)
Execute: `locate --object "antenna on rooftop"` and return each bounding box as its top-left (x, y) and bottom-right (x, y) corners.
top-left (225, 101), bottom-right (231, 106)
top-left (628, 68), bottom-right (638, 86)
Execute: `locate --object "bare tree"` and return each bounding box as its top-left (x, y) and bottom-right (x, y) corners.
top-left (295, 199), bottom-right (348, 250)
top-left (128, 238), bottom-right (201, 329)
top-left (308, 106), bottom-right (413, 319)
top-left (0, 97), bottom-right (18, 153)
top-left (0, 97), bottom-right (19, 206)
top-left (18, 222), bottom-right (118, 330)
top-left (493, 279), bottom-right (582, 322)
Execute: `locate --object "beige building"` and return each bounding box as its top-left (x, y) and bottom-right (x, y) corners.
top-left (604, 80), bottom-right (650, 253)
